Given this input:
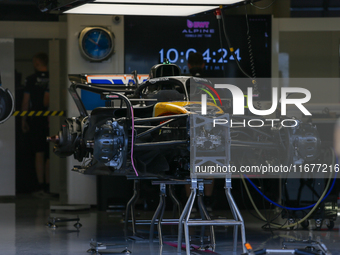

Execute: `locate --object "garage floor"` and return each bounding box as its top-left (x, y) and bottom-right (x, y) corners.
top-left (1, 194), bottom-right (340, 255)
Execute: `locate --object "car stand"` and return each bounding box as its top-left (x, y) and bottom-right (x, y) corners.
top-left (124, 177), bottom-right (184, 237)
top-left (149, 179), bottom-right (212, 245)
top-left (124, 178), bottom-right (214, 247)
top-left (46, 215), bottom-right (82, 229)
top-left (178, 176), bottom-right (247, 255)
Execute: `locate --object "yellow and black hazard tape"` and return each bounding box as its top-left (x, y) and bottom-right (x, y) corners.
top-left (12, 111), bottom-right (66, 117)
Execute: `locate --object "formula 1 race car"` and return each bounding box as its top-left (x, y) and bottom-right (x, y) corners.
top-left (48, 63), bottom-right (321, 179)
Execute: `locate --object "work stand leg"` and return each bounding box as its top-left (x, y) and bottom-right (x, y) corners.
top-left (169, 184), bottom-right (182, 235)
top-left (157, 189), bottom-right (166, 246)
top-left (178, 179), bottom-right (215, 254)
top-left (149, 183), bottom-right (166, 243)
top-left (184, 184), bottom-right (197, 255)
top-left (177, 178), bottom-right (197, 254)
top-left (197, 182), bottom-right (215, 251)
top-left (124, 180), bottom-right (140, 236)
top-left (225, 178), bottom-right (247, 254)
top-left (169, 184), bottom-right (182, 218)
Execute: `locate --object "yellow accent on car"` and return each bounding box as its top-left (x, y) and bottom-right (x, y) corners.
top-left (153, 101), bottom-right (223, 117)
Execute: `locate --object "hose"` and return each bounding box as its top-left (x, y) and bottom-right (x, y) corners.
top-left (220, 5), bottom-right (261, 109)
top-left (217, 18), bottom-right (226, 77)
top-left (220, 10), bottom-right (252, 80)
top-left (245, 4), bottom-right (261, 110)
top-left (250, 0), bottom-right (278, 10)
top-left (244, 172), bottom-right (336, 211)
top-left (130, 106), bottom-right (138, 176)
top-left (240, 148), bottom-right (336, 228)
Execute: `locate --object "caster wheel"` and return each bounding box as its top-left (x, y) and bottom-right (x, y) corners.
top-left (315, 219), bottom-right (323, 230)
top-left (288, 218), bottom-right (295, 230)
top-left (121, 248), bottom-right (132, 254)
top-left (327, 221), bottom-right (334, 230)
top-left (50, 224), bottom-right (58, 229)
top-left (300, 220), bottom-right (309, 229)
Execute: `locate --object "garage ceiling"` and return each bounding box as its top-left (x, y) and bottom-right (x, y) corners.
top-left (291, 0), bottom-right (340, 17)
top-left (0, 0), bottom-right (58, 21)
top-left (1, 0), bottom-right (340, 20)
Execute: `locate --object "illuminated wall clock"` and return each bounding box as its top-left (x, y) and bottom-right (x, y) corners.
top-left (79, 27), bottom-right (115, 62)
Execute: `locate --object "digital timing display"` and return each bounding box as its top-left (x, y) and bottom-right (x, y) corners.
top-left (159, 48), bottom-right (241, 69)
top-left (124, 15), bottom-right (271, 98)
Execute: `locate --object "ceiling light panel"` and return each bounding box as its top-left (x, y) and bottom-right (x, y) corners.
top-left (94, 0), bottom-right (244, 4)
top-left (64, 4), bottom-right (218, 16)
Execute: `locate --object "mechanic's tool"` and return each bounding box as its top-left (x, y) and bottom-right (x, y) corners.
top-left (87, 239), bottom-right (131, 255)
top-left (245, 243), bottom-right (255, 255)
top-left (283, 237), bottom-right (331, 255)
top-left (242, 237), bottom-right (331, 255)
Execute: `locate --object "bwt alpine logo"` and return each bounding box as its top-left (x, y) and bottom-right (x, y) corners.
top-left (182, 20), bottom-right (214, 36)
top-left (187, 20), bottom-right (209, 28)
top-left (201, 84), bottom-right (312, 128)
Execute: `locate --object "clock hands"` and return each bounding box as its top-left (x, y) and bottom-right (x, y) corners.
top-left (88, 32), bottom-right (102, 49)
top-left (88, 37), bottom-right (99, 46)
top-left (96, 31), bottom-right (102, 44)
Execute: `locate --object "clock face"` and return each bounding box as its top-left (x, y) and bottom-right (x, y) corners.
top-left (79, 27), bottom-right (114, 62)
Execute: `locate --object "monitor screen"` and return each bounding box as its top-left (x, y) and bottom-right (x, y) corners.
top-left (124, 14), bottom-right (271, 78)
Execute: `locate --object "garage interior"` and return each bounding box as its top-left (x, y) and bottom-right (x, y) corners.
top-left (1, 0), bottom-right (340, 254)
